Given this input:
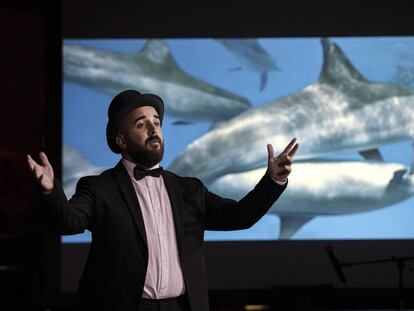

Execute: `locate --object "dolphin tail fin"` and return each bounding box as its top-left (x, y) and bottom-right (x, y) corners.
top-left (260, 72), bottom-right (268, 91)
top-left (359, 148), bottom-right (383, 161)
top-left (278, 216), bottom-right (313, 239)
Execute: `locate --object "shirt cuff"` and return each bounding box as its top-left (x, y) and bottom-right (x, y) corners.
top-left (269, 175), bottom-right (287, 186)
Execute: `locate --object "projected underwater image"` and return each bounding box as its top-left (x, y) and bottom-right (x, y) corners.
top-left (62, 37), bottom-right (414, 242)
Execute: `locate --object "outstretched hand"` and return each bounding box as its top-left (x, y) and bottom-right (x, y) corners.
top-left (267, 138), bottom-right (299, 184)
top-left (27, 152), bottom-right (54, 191)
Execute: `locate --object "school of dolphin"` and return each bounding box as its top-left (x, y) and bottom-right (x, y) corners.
top-left (63, 38), bottom-right (414, 239)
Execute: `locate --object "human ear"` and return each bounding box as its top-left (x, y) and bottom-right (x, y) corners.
top-left (115, 134), bottom-right (127, 150)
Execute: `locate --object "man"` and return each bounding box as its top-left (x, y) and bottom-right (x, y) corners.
top-left (28, 90), bottom-right (298, 311)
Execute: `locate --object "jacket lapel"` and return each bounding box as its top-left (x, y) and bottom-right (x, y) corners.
top-left (162, 170), bottom-right (184, 250)
top-left (112, 161), bottom-right (148, 248)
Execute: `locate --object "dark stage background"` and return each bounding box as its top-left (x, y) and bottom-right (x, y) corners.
top-left (1, 1), bottom-right (414, 310)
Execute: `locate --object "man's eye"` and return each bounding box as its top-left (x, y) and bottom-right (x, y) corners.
top-left (137, 123), bottom-right (144, 128)
top-left (154, 122), bottom-right (160, 127)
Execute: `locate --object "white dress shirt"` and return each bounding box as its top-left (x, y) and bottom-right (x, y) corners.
top-left (122, 159), bottom-right (186, 299)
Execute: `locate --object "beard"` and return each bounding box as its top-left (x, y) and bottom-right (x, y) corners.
top-left (126, 135), bottom-right (164, 168)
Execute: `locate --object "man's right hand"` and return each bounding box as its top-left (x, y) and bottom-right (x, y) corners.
top-left (27, 152), bottom-right (54, 191)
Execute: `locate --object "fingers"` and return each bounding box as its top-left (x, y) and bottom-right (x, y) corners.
top-left (281, 138), bottom-right (297, 154)
top-left (39, 151), bottom-right (51, 168)
top-left (27, 154), bottom-right (43, 179)
top-left (33, 163), bottom-right (44, 180)
top-left (27, 154), bottom-right (36, 171)
top-left (267, 144), bottom-right (274, 161)
top-left (269, 138), bottom-right (299, 159)
top-left (27, 153), bottom-right (54, 191)
top-left (288, 142), bottom-right (299, 157)
top-left (267, 139), bottom-right (298, 183)
top-left (27, 153), bottom-right (46, 179)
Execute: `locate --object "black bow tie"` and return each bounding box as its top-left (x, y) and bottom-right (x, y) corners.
top-left (133, 166), bottom-right (163, 181)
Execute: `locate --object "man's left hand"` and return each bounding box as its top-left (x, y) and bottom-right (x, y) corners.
top-left (267, 138), bottom-right (299, 184)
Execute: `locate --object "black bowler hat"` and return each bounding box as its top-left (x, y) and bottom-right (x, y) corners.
top-left (106, 90), bottom-right (164, 154)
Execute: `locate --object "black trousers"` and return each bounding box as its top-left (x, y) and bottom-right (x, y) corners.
top-left (138, 295), bottom-right (190, 311)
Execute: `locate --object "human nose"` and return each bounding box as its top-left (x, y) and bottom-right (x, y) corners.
top-left (146, 122), bottom-right (155, 135)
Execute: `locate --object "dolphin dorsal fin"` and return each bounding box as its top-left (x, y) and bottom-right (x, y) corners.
top-left (279, 216), bottom-right (313, 239)
top-left (387, 169), bottom-right (407, 189)
top-left (359, 148), bottom-right (383, 161)
top-left (138, 39), bottom-right (178, 68)
top-left (319, 38), bottom-right (368, 85)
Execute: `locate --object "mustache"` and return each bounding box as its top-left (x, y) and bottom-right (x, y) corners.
top-left (145, 136), bottom-right (162, 144)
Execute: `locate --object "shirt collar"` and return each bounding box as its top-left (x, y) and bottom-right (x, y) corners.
top-left (121, 158), bottom-right (160, 178)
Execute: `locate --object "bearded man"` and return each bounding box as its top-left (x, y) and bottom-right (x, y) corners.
top-left (28, 90), bottom-right (298, 311)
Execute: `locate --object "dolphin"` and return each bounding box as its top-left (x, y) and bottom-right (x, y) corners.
top-left (63, 145), bottom-right (107, 198)
top-left (216, 38), bottom-right (279, 91)
top-left (63, 40), bottom-right (251, 121)
top-left (208, 160), bottom-right (414, 239)
top-left (168, 38), bottom-right (414, 183)
top-left (392, 65), bottom-right (414, 88)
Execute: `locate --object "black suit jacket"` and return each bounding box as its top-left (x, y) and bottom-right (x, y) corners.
top-left (43, 161), bottom-right (286, 311)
